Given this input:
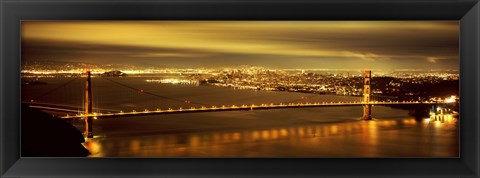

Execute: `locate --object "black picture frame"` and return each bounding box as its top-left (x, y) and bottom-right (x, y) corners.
top-left (1, 0), bottom-right (479, 177)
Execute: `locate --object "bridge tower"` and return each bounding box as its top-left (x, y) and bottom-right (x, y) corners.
top-left (362, 70), bottom-right (372, 120)
top-left (84, 71), bottom-right (94, 138)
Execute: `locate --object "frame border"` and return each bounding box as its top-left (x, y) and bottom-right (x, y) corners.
top-left (1, 0), bottom-right (479, 177)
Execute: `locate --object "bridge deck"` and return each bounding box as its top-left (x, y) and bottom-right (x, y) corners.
top-left (27, 101), bottom-right (454, 119)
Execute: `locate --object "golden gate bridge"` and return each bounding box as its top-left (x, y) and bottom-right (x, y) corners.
top-left (30, 100), bottom-right (452, 119)
top-left (24, 70), bottom-right (457, 138)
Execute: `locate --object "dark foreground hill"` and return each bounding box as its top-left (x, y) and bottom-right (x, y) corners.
top-left (21, 104), bottom-right (90, 157)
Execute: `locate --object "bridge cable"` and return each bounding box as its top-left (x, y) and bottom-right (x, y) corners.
top-left (100, 77), bottom-right (210, 106)
top-left (31, 77), bottom-right (80, 101)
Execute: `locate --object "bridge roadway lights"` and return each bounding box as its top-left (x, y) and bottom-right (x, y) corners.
top-left (54, 101), bottom-right (454, 119)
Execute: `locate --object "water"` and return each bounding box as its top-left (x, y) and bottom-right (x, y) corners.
top-left (21, 77), bottom-right (459, 157)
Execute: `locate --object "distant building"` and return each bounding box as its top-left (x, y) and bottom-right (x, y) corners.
top-left (22, 80), bottom-right (47, 85)
top-left (103, 70), bottom-right (127, 77)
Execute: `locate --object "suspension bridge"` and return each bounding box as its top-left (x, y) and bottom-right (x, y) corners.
top-left (24, 70), bottom-right (457, 138)
top-left (30, 100), bottom-right (449, 119)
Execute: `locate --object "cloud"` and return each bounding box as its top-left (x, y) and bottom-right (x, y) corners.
top-left (21, 21), bottom-right (459, 69)
top-left (426, 57), bottom-right (438, 63)
top-left (426, 56), bottom-right (450, 63)
top-left (342, 51), bottom-right (388, 61)
top-left (130, 53), bottom-right (212, 58)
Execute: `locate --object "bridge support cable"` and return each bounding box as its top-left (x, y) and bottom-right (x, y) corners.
top-left (30, 77), bottom-right (80, 102)
top-left (25, 101), bottom-right (121, 114)
top-left (100, 77), bottom-right (210, 107)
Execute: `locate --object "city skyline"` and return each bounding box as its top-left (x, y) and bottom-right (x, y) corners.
top-left (22, 21), bottom-right (459, 70)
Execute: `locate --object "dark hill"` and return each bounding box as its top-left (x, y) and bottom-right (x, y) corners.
top-left (21, 104), bottom-right (90, 157)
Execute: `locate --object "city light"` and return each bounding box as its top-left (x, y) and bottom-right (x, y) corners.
top-left (146, 79), bottom-right (199, 85)
top-left (445, 95), bottom-right (457, 103)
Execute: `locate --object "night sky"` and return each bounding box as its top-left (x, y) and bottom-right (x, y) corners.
top-left (22, 21), bottom-right (459, 70)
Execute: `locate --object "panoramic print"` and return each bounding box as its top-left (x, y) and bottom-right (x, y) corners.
top-left (21, 21), bottom-right (459, 157)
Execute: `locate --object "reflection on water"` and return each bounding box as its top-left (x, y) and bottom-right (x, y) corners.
top-left (85, 114), bottom-right (458, 157)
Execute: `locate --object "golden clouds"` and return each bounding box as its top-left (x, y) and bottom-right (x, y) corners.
top-left (21, 21), bottom-right (458, 69)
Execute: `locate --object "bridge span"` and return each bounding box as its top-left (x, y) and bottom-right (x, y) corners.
top-left (28, 100), bottom-right (454, 119)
